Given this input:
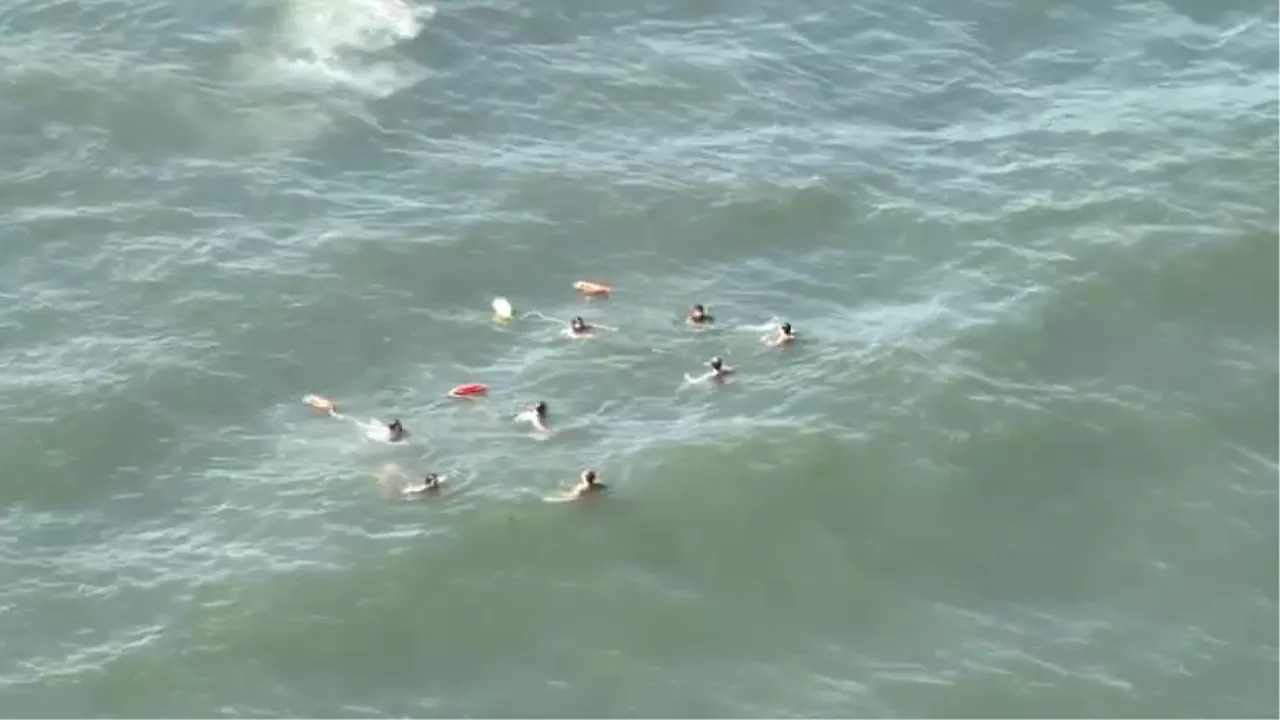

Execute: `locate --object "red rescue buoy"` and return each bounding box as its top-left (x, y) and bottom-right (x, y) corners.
top-left (448, 383), bottom-right (488, 398)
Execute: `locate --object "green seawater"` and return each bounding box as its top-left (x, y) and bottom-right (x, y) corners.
top-left (0, 0), bottom-right (1275, 716)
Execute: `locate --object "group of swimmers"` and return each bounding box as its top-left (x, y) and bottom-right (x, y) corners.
top-left (305, 298), bottom-right (797, 502)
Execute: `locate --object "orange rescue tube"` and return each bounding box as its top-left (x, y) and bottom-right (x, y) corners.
top-left (573, 280), bottom-right (611, 296)
top-left (304, 394), bottom-right (337, 412)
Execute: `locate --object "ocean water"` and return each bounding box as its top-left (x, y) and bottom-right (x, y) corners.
top-left (0, 0), bottom-right (1275, 716)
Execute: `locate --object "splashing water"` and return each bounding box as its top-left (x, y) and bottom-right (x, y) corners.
top-left (247, 0), bottom-right (434, 98)
top-left (283, 0), bottom-right (431, 58)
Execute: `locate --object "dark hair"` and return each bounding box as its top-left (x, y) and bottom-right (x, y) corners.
top-left (583, 470), bottom-right (597, 483)
top-left (710, 357), bottom-right (723, 369)
top-left (535, 401), bottom-right (547, 414)
top-left (781, 322), bottom-right (792, 333)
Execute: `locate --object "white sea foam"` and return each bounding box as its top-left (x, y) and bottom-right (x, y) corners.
top-left (244, 0), bottom-right (433, 98)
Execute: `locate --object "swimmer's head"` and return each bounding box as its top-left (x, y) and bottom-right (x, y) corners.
top-left (709, 356), bottom-right (723, 371)
top-left (389, 419), bottom-right (402, 431)
top-left (424, 473), bottom-right (439, 484)
top-left (781, 322), bottom-right (792, 335)
top-left (582, 469), bottom-right (597, 485)
top-left (571, 316), bottom-right (587, 332)
top-left (534, 401), bottom-right (548, 418)
top-left (691, 304), bottom-right (705, 317)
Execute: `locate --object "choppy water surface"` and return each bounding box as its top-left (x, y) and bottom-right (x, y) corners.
top-left (0, 0), bottom-right (1275, 716)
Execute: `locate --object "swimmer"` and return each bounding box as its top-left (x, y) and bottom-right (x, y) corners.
top-left (381, 418), bottom-right (406, 443)
top-left (356, 417), bottom-right (409, 443)
top-left (564, 315), bottom-right (591, 338)
top-left (561, 315), bottom-right (615, 339)
top-left (514, 401), bottom-right (552, 432)
top-left (763, 322), bottom-right (796, 347)
top-left (545, 469), bottom-right (607, 502)
top-left (570, 469), bottom-right (607, 498)
top-left (686, 303), bottom-right (714, 325)
top-left (573, 469), bottom-right (606, 497)
top-left (708, 356), bottom-right (733, 379)
top-left (684, 356), bottom-right (734, 385)
top-left (403, 472), bottom-right (443, 496)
